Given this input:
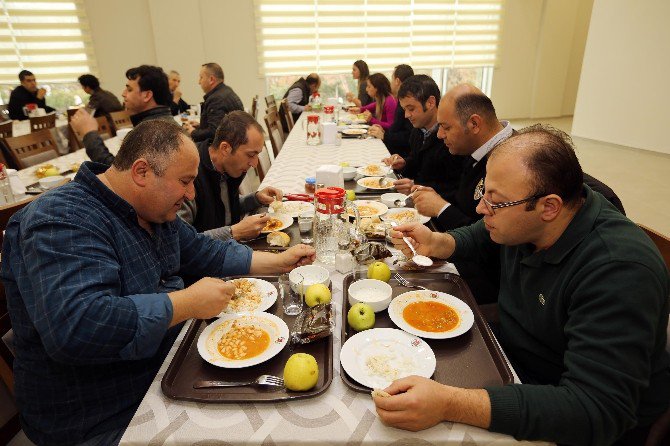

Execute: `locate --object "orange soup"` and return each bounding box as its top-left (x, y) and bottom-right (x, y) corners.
top-left (217, 325), bottom-right (271, 360)
top-left (402, 301), bottom-right (460, 332)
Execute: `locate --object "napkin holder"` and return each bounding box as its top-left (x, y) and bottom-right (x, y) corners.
top-left (321, 122), bottom-right (337, 144)
top-left (315, 165), bottom-right (344, 188)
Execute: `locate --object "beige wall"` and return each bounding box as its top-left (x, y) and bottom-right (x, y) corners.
top-left (573, 0), bottom-right (670, 154)
top-left (84, 0), bottom-right (592, 120)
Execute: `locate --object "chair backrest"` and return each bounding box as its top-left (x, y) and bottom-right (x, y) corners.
top-left (3, 129), bottom-right (60, 169)
top-left (29, 113), bottom-right (56, 132)
top-left (264, 106), bottom-right (284, 158)
top-left (251, 95), bottom-right (259, 120)
top-left (66, 108), bottom-right (79, 121)
top-left (278, 98), bottom-right (295, 133)
top-left (109, 110), bottom-right (133, 132)
top-left (0, 104), bottom-right (9, 122)
top-left (0, 120), bottom-right (12, 139)
top-left (265, 94), bottom-right (277, 108)
top-left (256, 142), bottom-right (273, 183)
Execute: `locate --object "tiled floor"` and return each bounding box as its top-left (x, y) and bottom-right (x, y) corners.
top-left (510, 117), bottom-right (670, 236)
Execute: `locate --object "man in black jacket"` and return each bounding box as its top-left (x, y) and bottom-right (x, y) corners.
top-left (283, 73), bottom-right (320, 124)
top-left (368, 64), bottom-right (414, 156)
top-left (8, 70), bottom-right (55, 120)
top-left (185, 63), bottom-right (244, 143)
top-left (71, 65), bottom-right (176, 166)
top-left (78, 74), bottom-right (123, 119)
top-left (168, 70), bottom-right (189, 116)
top-left (179, 111), bottom-right (282, 241)
top-left (382, 75), bottom-right (464, 202)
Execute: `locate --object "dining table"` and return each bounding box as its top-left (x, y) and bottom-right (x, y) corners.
top-left (117, 113), bottom-right (552, 446)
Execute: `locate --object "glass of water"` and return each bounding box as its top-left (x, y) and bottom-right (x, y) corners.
top-left (298, 212), bottom-right (314, 244)
top-left (279, 273), bottom-right (303, 316)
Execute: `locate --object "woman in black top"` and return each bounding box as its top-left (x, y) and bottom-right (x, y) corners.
top-left (346, 60), bottom-right (371, 107)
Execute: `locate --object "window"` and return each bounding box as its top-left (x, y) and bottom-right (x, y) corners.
top-left (0, 0), bottom-right (97, 109)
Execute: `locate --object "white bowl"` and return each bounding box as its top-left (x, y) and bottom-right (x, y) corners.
top-left (348, 279), bottom-right (393, 312)
top-left (39, 175), bottom-right (65, 190)
top-left (342, 167), bottom-right (357, 181)
top-left (289, 265), bottom-right (330, 294)
top-left (380, 192), bottom-right (408, 208)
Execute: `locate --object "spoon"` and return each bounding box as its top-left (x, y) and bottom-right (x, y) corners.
top-left (388, 222), bottom-right (433, 267)
top-left (393, 186), bottom-right (423, 207)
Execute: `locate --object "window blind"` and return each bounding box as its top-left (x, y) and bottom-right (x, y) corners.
top-left (0, 0), bottom-right (97, 84)
top-left (253, 0), bottom-right (503, 76)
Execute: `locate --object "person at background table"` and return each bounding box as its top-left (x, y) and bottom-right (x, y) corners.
top-left (7, 70), bottom-right (55, 120)
top-left (348, 73), bottom-right (397, 130)
top-left (381, 74), bottom-right (464, 201)
top-left (168, 70), bottom-right (189, 116)
top-left (368, 64), bottom-right (414, 156)
top-left (77, 73), bottom-right (124, 119)
top-left (71, 65), bottom-right (176, 166)
top-left (179, 111), bottom-right (282, 241)
top-left (184, 63), bottom-right (244, 143)
top-left (283, 72), bottom-right (321, 124)
top-left (345, 59), bottom-right (372, 107)
top-left (1, 119), bottom-right (315, 446)
top-left (376, 125), bottom-right (670, 446)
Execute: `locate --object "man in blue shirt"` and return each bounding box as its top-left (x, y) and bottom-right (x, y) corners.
top-left (1, 119), bottom-right (315, 446)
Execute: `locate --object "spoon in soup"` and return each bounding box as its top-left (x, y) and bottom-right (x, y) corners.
top-left (388, 221), bottom-right (433, 267)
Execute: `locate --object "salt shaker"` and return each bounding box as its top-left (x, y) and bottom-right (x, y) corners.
top-left (335, 240), bottom-right (355, 274)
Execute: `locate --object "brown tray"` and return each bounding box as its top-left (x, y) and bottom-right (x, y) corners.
top-left (161, 275), bottom-right (333, 403)
top-left (340, 272), bottom-right (513, 392)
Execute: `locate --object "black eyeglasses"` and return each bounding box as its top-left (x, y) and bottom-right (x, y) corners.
top-left (480, 194), bottom-right (544, 215)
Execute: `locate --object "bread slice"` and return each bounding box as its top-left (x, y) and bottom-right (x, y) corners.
top-left (267, 231), bottom-right (290, 247)
top-left (370, 388), bottom-right (391, 398)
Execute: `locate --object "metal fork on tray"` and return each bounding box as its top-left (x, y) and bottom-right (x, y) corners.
top-left (393, 272), bottom-right (428, 291)
top-left (193, 374), bottom-right (285, 389)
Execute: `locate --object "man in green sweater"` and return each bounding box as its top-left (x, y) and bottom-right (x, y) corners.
top-left (375, 125), bottom-right (670, 445)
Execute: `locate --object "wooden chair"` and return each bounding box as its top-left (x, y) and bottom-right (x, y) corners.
top-left (251, 95), bottom-right (259, 121)
top-left (66, 108), bottom-right (79, 121)
top-left (264, 106), bottom-right (284, 158)
top-left (0, 104), bottom-right (9, 122)
top-left (278, 98), bottom-right (295, 133)
top-left (3, 129), bottom-right (60, 169)
top-left (255, 143), bottom-right (273, 183)
top-left (0, 120), bottom-right (12, 139)
top-left (265, 94), bottom-right (277, 108)
top-left (29, 113), bottom-right (56, 132)
top-left (109, 110), bottom-right (133, 132)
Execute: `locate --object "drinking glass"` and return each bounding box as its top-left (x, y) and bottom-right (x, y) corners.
top-left (298, 212), bottom-right (314, 244)
top-left (279, 273), bottom-right (303, 316)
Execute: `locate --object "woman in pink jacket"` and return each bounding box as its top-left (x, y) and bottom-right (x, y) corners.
top-left (350, 73), bottom-right (397, 130)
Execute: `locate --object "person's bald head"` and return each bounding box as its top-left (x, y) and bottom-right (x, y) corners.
top-left (443, 84), bottom-right (498, 128)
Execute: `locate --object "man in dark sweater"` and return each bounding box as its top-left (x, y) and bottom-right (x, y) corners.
top-left (376, 125), bottom-right (670, 446)
top-left (168, 70), bottom-right (189, 116)
top-left (71, 65), bottom-right (175, 166)
top-left (368, 64), bottom-right (414, 157)
top-left (178, 111), bottom-right (282, 241)
top-left (282, 73), bottom-right (320, 124)
top-left (78, 74), bottom-right (123, 119)
top-left (184, 63), bottom-right (244, 143)
top-left (382, 75), bottom-right (464, 202)
top-left (8, 70), bottom-right (55, 120)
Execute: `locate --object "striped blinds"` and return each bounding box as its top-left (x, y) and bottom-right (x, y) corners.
top-left (253, 0), bottom-right (504, 76)
top-left (0, 0), bottom-right (97, 83)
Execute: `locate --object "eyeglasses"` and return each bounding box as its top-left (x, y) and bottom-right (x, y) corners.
top-left (480, 194), bottom-right (544, 215)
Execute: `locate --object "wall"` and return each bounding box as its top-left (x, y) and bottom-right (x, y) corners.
top-left (572, 0), bottom-right (670, 154)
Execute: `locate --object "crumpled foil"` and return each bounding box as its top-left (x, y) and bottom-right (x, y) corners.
top-left (352, 242), bottom-right (392, 264)
top-left (290, 303), bottom-right (335, 346)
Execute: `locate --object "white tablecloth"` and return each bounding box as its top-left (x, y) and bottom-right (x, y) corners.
top-left (119, 114), bottom-right (550, 446)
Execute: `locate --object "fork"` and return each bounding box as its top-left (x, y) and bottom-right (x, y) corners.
top-left (193, 374), bottom-right (285, 389)
top-left (393, 273), bottom-right (429, 291)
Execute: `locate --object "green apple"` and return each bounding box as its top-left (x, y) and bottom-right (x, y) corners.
top-left (347, 303), bottom-right (375, 331)
top-left (304, 283), bottom-right (331, 307)
top-left (43, 167), bottom-right (60, 177)
top-left (284, 353), bottom-right (319, 391)
top-left (339, 162), bottom-right (350, 167)
top-left (345, 189), bottom-right (356, 201)
top-left (367, 261), bottom-right (391, 282)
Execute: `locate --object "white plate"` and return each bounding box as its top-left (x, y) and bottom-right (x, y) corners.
top-left (268, 201), bottom-right (315, 218)
top-left (340, 328), bottom-right (436, 389)
top-left (342, 128), bottom-right (367, 136)
top-left (261, 213), bottom-right (294, 233)
top-left (380, 207), bottom-right (430, 224)
top-left (388, 290), bottom-right (474, 339)
top-left (348, 124), bottom-right (369, 129)
top-left (221, 278), bottom-right (278, 314)
top-left (356, 176), bottom-right (394, 190)
top-left (347, 200), bottom-right (389, 218)
top-left (198, 312), bottom-right (289, 368)
top-left (356, 164), bottom-right (390, 177)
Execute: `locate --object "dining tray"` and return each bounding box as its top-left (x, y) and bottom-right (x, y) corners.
top-left (340, 271), bottom-right (513, 393)
top-left (161, 275), bottom-right (333, 403)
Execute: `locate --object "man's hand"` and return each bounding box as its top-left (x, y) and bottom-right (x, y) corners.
top-left (304, 104), bottom-right (313, 112)
top-left (256, 186), bottom-right (283, 205)
top-left (168, 277), bottom-right (236, 324)
top-left (362, 110), bottom-right (372, 123)
top-left (412, 186), bottom-right (448, 217)
top-left (368, 124), bottom-right (384, 140)
top-left (181, 122), bottom-right (194, 135)
top-left (345, 92), bottom-right (355, 102)
top-left (70, 109), bottom-right (98, 136)
top-left (173, 87), bottom-right (182, 102)
top-left (277, 244), bottom-right (316, 272)
top-left (393, 178), bottom-right (414, 194)
top-left (36, 88), bottom-right (47, 100)
top-left (231, 214), bottom-right (271, 241)
top-left (382, 154), bottom-right (405, 170)
top-left (348, 107), bottom-right (361, 114)
top-left (390, 222), bottom-right (435, 258)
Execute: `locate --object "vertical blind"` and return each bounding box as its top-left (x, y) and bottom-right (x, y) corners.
top-left (0, 0), bottom-right (97, 84)
top-left (253, 0), bottom-right (504, 76)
